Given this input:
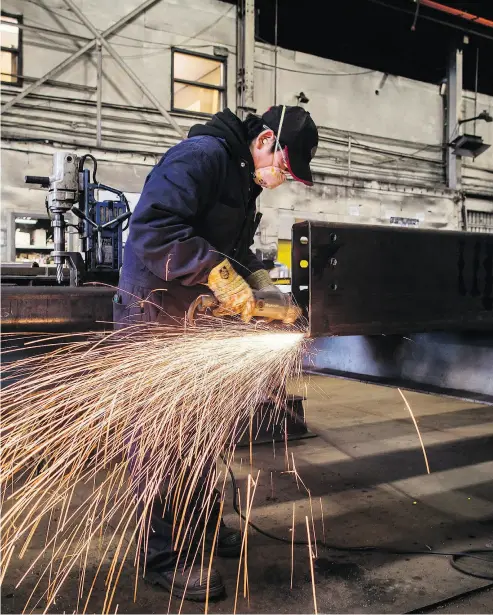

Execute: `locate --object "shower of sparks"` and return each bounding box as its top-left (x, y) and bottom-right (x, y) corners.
top-left (1, 320), bottom-right (306, 613)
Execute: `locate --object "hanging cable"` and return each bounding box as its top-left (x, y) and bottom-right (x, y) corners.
top-left (255, 61), bottom-right (376, 76)
top-left (411, 0), bottom-right (421, 31)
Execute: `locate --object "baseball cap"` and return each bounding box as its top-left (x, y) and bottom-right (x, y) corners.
top-left (262, 105), bottom-right (318, 186)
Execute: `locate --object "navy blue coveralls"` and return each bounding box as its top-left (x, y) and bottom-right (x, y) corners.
top-left (114, 109), bottom-right (265, 566)
top-left (114, 108), bottom-right (265, 327)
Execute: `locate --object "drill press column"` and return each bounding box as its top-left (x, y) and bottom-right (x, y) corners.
top-left (47, 152), bottom-right (79, 283)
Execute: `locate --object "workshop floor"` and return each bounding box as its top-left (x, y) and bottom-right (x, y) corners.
top-left (3, 377), bottom-right (493, 614)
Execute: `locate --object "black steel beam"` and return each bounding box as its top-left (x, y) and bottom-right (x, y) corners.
top-left (303, 332), bottom-right (493, 404)
top-left (292, 221), bottom-right (493, 338)
top-left (1, 286), bottom-right (114, 333)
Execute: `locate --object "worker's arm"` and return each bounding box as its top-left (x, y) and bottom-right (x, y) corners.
top-left (233, 208), bottom-right (266, 278)
top-left (129, 139), bottom-right (225, 286)
top-left (241, 248), bottom-right (266, 276)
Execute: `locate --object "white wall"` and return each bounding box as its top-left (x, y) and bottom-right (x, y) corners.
top-left (255, 45), bottom-right (444, 144)
top-left (462, 91), bottom-right (493, 195)
top-left (2, 0), bottom-right (492, 265)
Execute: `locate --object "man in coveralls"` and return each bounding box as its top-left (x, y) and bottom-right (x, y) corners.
top-left (115, 105), bottom-right (318, 600)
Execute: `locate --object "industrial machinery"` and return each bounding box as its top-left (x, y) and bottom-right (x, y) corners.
top-left (22, 152), bottom-right (131, 286)
top-left (187, 290), bottom-right (301, 325)
top-left (2, 152), bottom-right (130, 332)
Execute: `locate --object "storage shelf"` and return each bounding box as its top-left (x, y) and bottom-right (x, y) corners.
top-left (16, 246), bottom-right (54, 251)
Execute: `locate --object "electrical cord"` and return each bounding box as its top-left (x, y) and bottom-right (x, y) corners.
top-left (451, 550), bottom-right (493, 581)
top-left (224, 461), bottom-right (493, 581)
top-left (255, 60), bottom-right (376, 77)
top-left (364, 143), bottom-right (442, 167)
top-left (79, 153), bottom-right (98, 183)
top-left (317, 135), bottom-right (442, 166)
top-left (405, 582), bottom-right (493, 614)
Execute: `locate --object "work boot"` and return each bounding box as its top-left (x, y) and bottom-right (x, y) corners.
top-left (215, 520), bottom-right (242, 557)
top-left (142, 534), bottom-right (224, 601)
top-left (194, 490), bottom-right (242, 557)
top-left (195, 518), bottom-right (242, 558)
top-left (144, 562), bottom-right (224, 601)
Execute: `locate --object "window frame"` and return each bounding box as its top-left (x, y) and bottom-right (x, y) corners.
top-left (1, 10), bottom-right (23, 87)
top-left (171, 47), bottom-right (226, 117)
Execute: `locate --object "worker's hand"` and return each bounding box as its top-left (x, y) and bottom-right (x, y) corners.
top-left (247, 268), bottom-right (280, 292)
top-left (248, 269), bottom-right (302, 325)
top-left (208, 259), bottom-right (255, 323)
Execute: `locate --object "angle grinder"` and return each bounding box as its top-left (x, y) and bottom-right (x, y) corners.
top-left (187, 289), bottom-right (303, 326)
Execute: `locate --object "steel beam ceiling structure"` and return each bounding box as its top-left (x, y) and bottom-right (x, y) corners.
top-left (1, 0), bottom-right (185, 139)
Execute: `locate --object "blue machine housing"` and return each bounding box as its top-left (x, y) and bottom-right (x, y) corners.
top-left (88, 199), bottom-right (127, 271)
top-left (77, 164), bottom-right (131, 279)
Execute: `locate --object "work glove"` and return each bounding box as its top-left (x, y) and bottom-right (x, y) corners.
top-left (208, 259), bottom-right (255, 323)
top-left (247, 269), bottom-right (303, 325)
top-left (247, 268), bottom-right (281, 292)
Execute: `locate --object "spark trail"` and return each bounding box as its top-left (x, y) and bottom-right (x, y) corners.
top-left (1, 320), bottom-right (306, 613)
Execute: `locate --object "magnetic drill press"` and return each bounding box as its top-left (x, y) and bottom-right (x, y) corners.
top-left (24, 151), bottom-right (131, 286)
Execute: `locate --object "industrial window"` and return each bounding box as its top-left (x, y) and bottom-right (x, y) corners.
top-left (467, 210), bottom-right (493, 234)
top-left (1, 12), bottom-right (22, 85)
top-left (171, 49), bottom-right (225, 116)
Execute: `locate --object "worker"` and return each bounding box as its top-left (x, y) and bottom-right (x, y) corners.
top-left (114, 104), bottom-right (318, 600)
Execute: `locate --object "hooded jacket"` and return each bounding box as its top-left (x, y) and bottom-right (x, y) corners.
top-left (116, 109), bottom-right (265, 324)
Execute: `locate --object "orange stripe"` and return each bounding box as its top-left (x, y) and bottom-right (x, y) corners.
top-left (420, 0), bottom-right (493, 29)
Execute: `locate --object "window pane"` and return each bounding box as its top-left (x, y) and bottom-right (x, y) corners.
top-left (174, 52), bottom-right (223, 86)
top-left (1, 16), bottom-right (19, 49)
top-left (1, 49), bottom-right (17, 81)
top-left (174, 83), bottom-right (222, 114)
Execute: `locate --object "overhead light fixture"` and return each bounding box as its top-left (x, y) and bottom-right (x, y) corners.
top-left (296, 91), bottom-right (309, 104)
top-left (15, 217), bottom-right (37, 224)
top-left (449, 111), bottom-right (492, 158)
top-left (458, 110), bottom-right (493, 125)
top-left (213, 46), bottom-right (228, 58)
top-left (449, 134), bottom-right (490, 158)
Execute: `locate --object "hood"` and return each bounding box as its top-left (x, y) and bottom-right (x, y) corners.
top-left (188, 108), bottom-right (253, 166)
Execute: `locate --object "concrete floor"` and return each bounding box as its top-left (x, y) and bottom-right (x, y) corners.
top-left (2, 376), bottom-right (493, 614)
